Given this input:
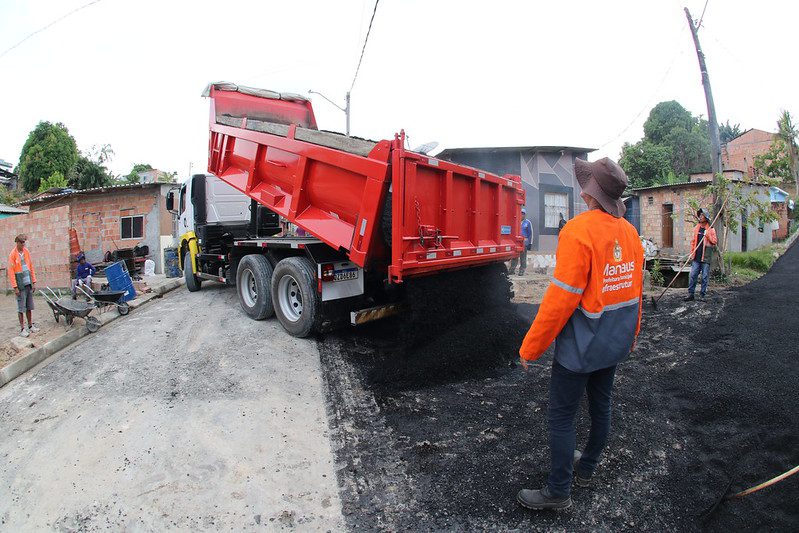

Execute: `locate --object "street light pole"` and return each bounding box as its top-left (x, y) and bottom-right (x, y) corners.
top-left (308, 90), bottom-right (351, 136)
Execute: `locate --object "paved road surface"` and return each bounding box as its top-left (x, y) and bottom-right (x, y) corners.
top-left (0, 285), bottom-right (343, 531)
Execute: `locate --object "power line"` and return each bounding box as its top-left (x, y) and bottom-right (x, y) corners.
top-left (697, 0), bottom-right (710, 29)
top-left (350, 0), bottom-right (380, 92)
top-left (0, 0), bottom-right (104, 60)
top-left (597, 25), bottom-right (688, 151)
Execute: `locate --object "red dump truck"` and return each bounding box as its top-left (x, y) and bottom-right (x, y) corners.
top-left (175, 82), bottom-right (525, 337)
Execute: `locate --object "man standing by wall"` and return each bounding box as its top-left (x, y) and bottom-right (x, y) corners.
top-left (516, 158), bottom-right (643, 510)
top-left (685, 208), bottom-right (717, 302)
top-left (511, 208), bottom-right (533, 276)
top-left (8, 234), bottom-right (39, 338)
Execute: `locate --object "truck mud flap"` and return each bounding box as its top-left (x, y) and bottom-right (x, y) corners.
top-left (350, 303), bottom-right (404, 326)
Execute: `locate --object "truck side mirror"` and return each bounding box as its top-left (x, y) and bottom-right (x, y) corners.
top-left (166, 190), bottom-right (175, 212)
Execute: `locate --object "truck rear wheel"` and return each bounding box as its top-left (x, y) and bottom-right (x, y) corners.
top-left (272, 257), bottom-right (318, 338)
top-left (184, 252), bottom-right (202, 292)
top-left (237, 254), bottom-right (274, 320)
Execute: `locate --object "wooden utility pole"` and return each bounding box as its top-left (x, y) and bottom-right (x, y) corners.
top-left (685, 6), bottom-right (725, 270)
top-left (685, 7), bottom-right (722, 176)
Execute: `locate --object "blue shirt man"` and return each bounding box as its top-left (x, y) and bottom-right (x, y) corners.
top-left (73, 253), bottom-right (96, 297)
top-left (511, 208), bottom-right (533, 275)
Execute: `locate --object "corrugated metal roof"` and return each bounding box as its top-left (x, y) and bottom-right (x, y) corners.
top-left (16, 182), bottom-right (171, 207)
top-left (0, 203), bottom-right (27, 214)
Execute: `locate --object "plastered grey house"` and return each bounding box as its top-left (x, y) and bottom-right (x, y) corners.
top-left (436, 145), bottom-right (595, 256)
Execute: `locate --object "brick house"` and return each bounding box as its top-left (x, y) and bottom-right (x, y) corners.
top-left (721, 129), bottom-right (777, 177)
top-left (436, 146), bottom-right (594, 260)
top-left (633, 181), bottom-right (773, 255)
top-left (770, 186), bottom-right (792, 240)
top-left (0, 183), bottom-right (175, 288)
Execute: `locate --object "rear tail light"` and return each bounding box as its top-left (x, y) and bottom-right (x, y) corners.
top-left (321, 263), bottom-right (335, 282)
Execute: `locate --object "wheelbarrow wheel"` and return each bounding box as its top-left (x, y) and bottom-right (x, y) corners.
top-left (85, 316), bottom-right (101, 333)
top-left (117, 302), bottom-right (130, 316)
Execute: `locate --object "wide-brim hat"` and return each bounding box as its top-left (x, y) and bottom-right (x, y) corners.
top-left (574, 157), bottom-right (628, 218)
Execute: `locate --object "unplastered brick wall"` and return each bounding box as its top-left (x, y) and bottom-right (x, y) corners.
top-left (0, 205), bottom-right (71, 289)
top-left (639, 186), bottom-right (712, 254)
top-left (69, 189), bottom-right (158, 263)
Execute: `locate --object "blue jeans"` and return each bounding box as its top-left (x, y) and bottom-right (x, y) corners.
top-left (687, 260), bottom-right (710, 296)
top-left (547, 360), bottom-right (617, 498)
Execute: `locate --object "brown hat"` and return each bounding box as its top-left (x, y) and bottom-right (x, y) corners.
top-left (574, 157), bottom-right (628, 218)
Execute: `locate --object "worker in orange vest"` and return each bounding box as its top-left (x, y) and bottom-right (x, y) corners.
top-left (8, 234), bottom-right (40, 338)
top-left (516, 158), bottom-right (644, 511)
top-left (684, 208), bottom-right (717, 301)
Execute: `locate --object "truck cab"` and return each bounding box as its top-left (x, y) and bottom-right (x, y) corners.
top-left (166, 173), bottom-right (278, 291)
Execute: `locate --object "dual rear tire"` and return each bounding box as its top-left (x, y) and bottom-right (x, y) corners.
top-left (236, 254), bottom-right (318, 338)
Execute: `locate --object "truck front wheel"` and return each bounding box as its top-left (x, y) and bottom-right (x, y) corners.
top-left (237, 254), bottom-right (274, 320)
top-left (184, 252), bottom-right (202, 292)
top-left (272, 257), bottom-right (319, 338)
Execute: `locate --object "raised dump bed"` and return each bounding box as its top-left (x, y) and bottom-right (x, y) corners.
top-left (205, 82), bottom-right (525, 283)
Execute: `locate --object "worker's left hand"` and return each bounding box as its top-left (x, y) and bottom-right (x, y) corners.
top-left (519, 356), bottom-right (530, 372)
top-left (31, 283), bottom-right (36, 293)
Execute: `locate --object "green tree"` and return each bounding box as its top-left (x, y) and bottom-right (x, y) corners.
top-left (719, 120), bottom-right (742, 144)
top-left (776, 110), bottom-right (798, 195)
top-left (122, 163), bottom-right (152, 183)
top-left (619, 140), bottom-right (673, 188)
top-left (643, 101), bottom-right (695, 145)
top-left (38, 171), bottom-right (68, 192)
top-left (72, 155), bottom-right (113, 189)
top-left (17, 121), bottom-right (79, 193)
top-left (754, 138), bottom-right (792, 182)
top-left (663, 120), bottom-right (712, 176)
top-left (123, 171), bottom-right (141, 184)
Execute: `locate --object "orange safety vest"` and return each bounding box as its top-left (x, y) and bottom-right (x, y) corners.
top-left (7, 247), bottom-right (37, 289)
top-left (689, 223), bottom-right (717, 263)
top-left (519, 209), bottom-right (644, 372)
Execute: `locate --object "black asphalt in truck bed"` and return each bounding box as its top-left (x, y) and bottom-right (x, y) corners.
top-left (318, 247), bottom-right (798, 531)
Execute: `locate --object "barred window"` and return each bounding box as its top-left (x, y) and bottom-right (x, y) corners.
top-left (544, 193), bottom-right (568, 228)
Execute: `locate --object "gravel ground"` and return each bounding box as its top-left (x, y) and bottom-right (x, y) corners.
top-left (319, 248), bottom-right (798, 531)
top-left (0, 285), bottom-right (343, 531)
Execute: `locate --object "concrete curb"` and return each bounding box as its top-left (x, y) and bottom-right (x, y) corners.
top-left (0, 277), bottom-right (185, 388)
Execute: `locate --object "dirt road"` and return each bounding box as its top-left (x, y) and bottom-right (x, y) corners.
top-left (0, 285), bottom-right (343, 531)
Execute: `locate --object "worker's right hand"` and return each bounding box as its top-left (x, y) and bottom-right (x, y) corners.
top-left (14, 288), bottom-right (19, 296)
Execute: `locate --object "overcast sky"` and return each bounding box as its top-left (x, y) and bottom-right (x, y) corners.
top-left (0, 0), bottom-right (796, 180)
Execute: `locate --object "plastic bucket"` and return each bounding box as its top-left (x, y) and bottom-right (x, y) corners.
top-left (105, 261), bottom-right (137, 302)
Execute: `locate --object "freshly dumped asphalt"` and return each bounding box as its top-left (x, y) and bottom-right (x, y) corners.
top-left (318, 247), bottom-right (798, 531)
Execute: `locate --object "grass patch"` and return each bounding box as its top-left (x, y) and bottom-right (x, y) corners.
top-left (725, 247), bottom-right (777, 273)
top-left (730, 266), bottom-right (763, 284)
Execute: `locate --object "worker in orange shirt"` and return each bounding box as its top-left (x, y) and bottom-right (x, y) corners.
top-left (516, 158), bottom-right (644, 511)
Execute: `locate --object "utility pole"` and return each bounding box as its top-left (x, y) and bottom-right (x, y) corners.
top-left (685, 6), bottom-right (725, 271)
top-left (685, 9), bottom-right (722, 193)
top-left (308, 90), bottom-right (351, 136)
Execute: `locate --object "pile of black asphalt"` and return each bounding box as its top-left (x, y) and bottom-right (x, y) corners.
top-left (317, 247), bottom-right (798, 531)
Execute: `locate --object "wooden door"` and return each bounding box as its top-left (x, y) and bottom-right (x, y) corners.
top-left (662, 204), bottom-right (674, 248)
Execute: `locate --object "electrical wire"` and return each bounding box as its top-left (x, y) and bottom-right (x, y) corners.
top-left (0, 0), bottom-right (104, 60)
top-left (350, 0), bottom-right (380, 92)
top-left (597, 25), bottom-right (688, 151)
top-left (697, 0), bottom-right (710, 29)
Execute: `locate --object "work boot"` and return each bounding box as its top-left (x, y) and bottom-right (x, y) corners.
top-left (683, 294), bottom-right (694, 302)
top-left (573, 450), bottom-right (593, 488)
top-left (517, 486), bottom-right (572, 511)
top-left (518, 269), bottom-right (525, 276)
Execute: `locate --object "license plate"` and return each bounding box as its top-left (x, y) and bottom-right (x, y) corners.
top-left (333, 270), bottom-right (358, 282)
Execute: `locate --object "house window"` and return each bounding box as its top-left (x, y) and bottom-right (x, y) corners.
top-left (544, 192), bottom-right (569, 228)
top-left (121, 215), bottom-right (144, 239)
top-left (648, 196), bottom-right (654, 205)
